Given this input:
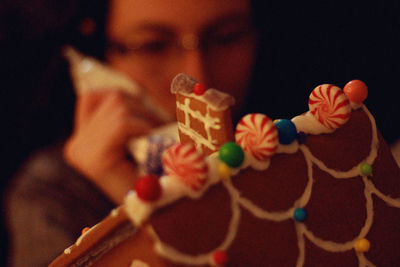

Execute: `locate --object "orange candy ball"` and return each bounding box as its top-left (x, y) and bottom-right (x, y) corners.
top-left (81, 227), bottom-right (91, 235)
top-left (343, 80), bottom-right (368, 104)
top-left (354, 238), bottom-right (371, 252)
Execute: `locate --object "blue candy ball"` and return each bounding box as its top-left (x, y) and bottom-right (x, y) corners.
top-left (275, 119), bottom-right (297, 145)
top-left (293, 208), bottom-right (307, 222)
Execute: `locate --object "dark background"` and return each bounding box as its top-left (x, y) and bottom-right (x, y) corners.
top-left (1, 1), bottom-right (399, 266)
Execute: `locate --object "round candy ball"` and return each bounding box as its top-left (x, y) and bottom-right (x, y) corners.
top-left (212, 250), bottom-right (228, 265)
top-left (360, 163), bottom-right (373, 176)
top-left (193, 83), bottom-right (206, 95)
top-left (293, 208), bottom-right (307, 222)
top-left (218, 162), bottom-right (231, 180)
top-left (219, 142), bottom-right (244, 168)
top-left (355, 238), bottom-right (371, 252)
top-left (343, 80), bottom-right (368, 104)
top-left (81, 227), bottom-right (91, 235)
top-left (275, 119), bottom-right (298, 145)
top-left (134, 174), bottom-right (162, 202)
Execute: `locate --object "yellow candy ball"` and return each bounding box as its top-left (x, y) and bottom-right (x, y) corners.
top-left (218, 162), bottom-right (231, 180)
top-left (355, 238), bottom-right (370, 252)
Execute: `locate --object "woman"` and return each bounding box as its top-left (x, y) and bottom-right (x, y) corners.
top-left (4, 0), bottom-right (261, 266)
top-left (4, 1), bottom-right (399, 266)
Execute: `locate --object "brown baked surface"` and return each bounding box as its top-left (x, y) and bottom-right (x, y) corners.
top-left (50, 106), bottom-right (400, 267)
top-left (176, 93), bottom-right (234, 156)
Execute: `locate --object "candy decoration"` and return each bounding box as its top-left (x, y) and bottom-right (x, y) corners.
top-left (193, 83), bottom-right (206, 95)
top-left (145, 136), bottom-right (176, 176)
top-left (360, 163), bottom-right (373, 176)
top-left (218, 162), bottom-right (231, 180)
top-left (81, 227), bottom-right (90, 235)
top-left (134, 174), bottom-right (162, 202)
top-left (212, 250), bottom-right (228, 266)
top-left (162, 143), bottom-right (208, 190)
top-left (235, 113), bottom-right (279, 161)
top-left (293, 208), bottom-right (307, 222)
top-left (309, 84), bottom-right (351, 129)
top-left (343, 80), bottom-right (368, 104)
top-left (219, 142), bottom-right (244, 167)
top-left (354, 238), bottom-right (371, 252)
top-left (275, 119), bottom-right (298, 145)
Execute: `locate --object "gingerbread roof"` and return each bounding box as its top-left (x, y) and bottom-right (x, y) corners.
top-left (50, 76), bottom-right (400, 267)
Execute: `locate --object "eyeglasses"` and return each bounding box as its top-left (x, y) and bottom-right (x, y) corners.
top-left (106, 23), bottom-right (258, 69)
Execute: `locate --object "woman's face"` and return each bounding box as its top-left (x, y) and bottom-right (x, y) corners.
top-left (106, 0), bottom-right (258, 118)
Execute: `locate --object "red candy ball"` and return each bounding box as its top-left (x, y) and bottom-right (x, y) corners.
top-left (134, 174), bottom-right (162, 202)
top-left (212, 250), bottom-right (228, 266)
top-left (343, 80), bottom-right (368, 103)
top-left (193, 83), bottom-right (206, 95)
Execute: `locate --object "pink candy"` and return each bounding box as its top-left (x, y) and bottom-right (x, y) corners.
top-left (162, 143), bottom-right (208, 191)
top-left (309, 84), bottom-right (351, 129)
top-left (235, 113), bottom-right (278, 161)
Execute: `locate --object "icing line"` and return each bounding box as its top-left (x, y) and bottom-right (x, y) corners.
top-left (123, 105), bottom-right (398, 267)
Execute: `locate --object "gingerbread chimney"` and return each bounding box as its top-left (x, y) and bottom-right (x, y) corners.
top-left (171, 73), bottom-right (235, 155)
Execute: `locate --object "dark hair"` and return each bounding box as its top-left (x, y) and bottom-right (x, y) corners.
top-left (1, 2), bottom-right (111, 264)
top-left (1, 0), bottom-right (110, 181)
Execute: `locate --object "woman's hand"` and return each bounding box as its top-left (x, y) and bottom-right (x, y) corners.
top-left (64, 90), bottom-right (163, 204)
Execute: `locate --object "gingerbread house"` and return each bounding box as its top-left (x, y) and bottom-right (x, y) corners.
top-left (50, 75), bottom-right (400, 267)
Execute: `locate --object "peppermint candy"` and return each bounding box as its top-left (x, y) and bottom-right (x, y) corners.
top-left (309, 84), bottom-right (351, 129)
top-left (235, 113), bottom-right (279, 161)
top-left (162, 143), bottom-right (208, 191)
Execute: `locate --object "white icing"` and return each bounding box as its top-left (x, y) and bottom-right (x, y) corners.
top-left (125, 153), bottom-right (223, 226)
top-left (350, 102), bottom-right (363, 110)
top-left (177, 98), bottom-right (222, 153)
top-left (125, 191), bottom-right (154, 226)
top-left (64, 246), bottom-right (72, 254)
top-left (123, 104), bottom-right (400, 266)
top-left (356, 250), bottom-right (377, 267)
top-left (75, 223), bottom-right (99, 246)
top-left (292, 112), bottom-right (335, 135)
top-left (178, 90), bottom-right (233, 111)
top-left (111, 208), bottom-right (119, 217)
top-left (242, 151), bottom-right (271, 170)
top-left (152, 179), bottom-right (242, 266)
top-left (276, 142), bottom-right (299, 154)
top-left (130, 259), bottom-right (150, 267)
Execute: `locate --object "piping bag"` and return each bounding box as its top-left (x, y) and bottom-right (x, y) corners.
top-left (63, 46), bottom-right (178, 174)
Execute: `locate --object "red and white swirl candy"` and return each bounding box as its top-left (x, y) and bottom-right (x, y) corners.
top-left (309, 84), bottom-right (351, 129)
top-left (162, 143), bottom-right (208, 191)
top-left (235, 113), bottom-right (278, 161)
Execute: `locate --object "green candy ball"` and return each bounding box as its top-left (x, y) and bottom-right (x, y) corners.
top-left (360, 163), bottom-right (373, 176)
top-left (219, 142), bottom-right (244, 167)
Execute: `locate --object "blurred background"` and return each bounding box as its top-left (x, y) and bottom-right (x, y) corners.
top-left (1, 0), bottom-right (399, 265)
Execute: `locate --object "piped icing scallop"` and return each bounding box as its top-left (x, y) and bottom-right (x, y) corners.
top-left (50, 76), bottom-right (400, 267)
